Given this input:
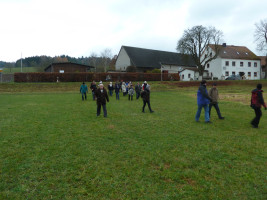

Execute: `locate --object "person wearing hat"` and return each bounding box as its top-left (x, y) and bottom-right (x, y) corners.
top-left (108, 82), bottom-right (114, 96)
top-left (142, 81), bottom-right (148, 90)
top-left (95, 84), bottom-right (109, 117)
top-left (80, 82), bottom-right (88, 101)
top-left (208, 82), bottom-right (224, 119)
top-left (195, 80), bottom-right (212, 123)
top-left (250, 83), bottom-right (266, 128)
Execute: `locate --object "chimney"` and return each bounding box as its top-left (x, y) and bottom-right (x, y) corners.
top-left (222, 43), bottom-right (227, 47)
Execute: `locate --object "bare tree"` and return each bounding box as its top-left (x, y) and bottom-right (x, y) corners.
top-left (89, 52), bottom-right (98, 72)
top-left (101, 48), bottom-right (113, 72)
top-left (177, 25), bottom-right (223, 78)
top-left (254, 19), bottom-right (267, 52)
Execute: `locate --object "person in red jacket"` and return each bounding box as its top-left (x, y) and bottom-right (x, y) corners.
top-left (250, 83), bottom-right (266, 128)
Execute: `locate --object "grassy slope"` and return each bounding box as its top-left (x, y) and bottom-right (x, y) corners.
top-left (0, 82), bottom-right (266, 199)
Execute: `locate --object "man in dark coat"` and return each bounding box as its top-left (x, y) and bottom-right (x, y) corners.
top-left (90, 80), bottom-right (97, 101)
top-left (95, 84), bottom-right (109, 117)
top-left (250, 83), bottom-right (266, 128)
top-left (195, 80), bottom-right (212, 123)
top-left (114, 81), bottom-right (120, 100)
top-left (135, 82), bottom-right (141, 99)
top-left (141, 88), bottom-right (154, 113)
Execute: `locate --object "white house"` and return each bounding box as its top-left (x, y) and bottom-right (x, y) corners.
top-left (202, 44), bottom-right (261, 80)
top-left (115, 46), bottom-right (196, 73)
top-left (179, 68), bottom-right (209, 81)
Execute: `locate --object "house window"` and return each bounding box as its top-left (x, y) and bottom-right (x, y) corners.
top-left (240, 62), bottom-right (243, 67)
top-left (188, 74), bottom-right (191, 79)
top-left (232, 61), bottom-right (235, 67)
top-left (182, 74), bottom-right (184, 79)
top-left (225, 61), bottom-right (229, 66)
top-left (225, 71), bottom-right (229, 76)
top-left (254, 62), bottom-right (257, 67)
top-left (254, 72), bottom-right (257, 77)
top-left (207, 64), bottom-right (210, 68)
top-left (248, 62), bottom-right (251, 67)
top-left (248, 72), bottom-right (251, 77)
top-left (232, 71), bottom-right (235, 75)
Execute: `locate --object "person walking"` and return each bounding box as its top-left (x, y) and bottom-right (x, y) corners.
top-left (90, 80), bottom-right (97, 101)
top-left (208, 83), bottom-right (224, 119)
top-left (135, 82), bottom-right (141, 99)
top-left (95, 84), bottom-right (109, 117)
top-left (122, 82), bottom-right (127, 96)
top-left (250, 83), bottom-right (266, 128)
top-left (141, 87), bottom-right (154, 113)
top-left (80, 82), bottom-right (88, 101)
top-left (195, 80), bottom-right (212, 123)
top-left (115, 81), bottom-right (120, 100)
top-left (128, 84), bottom-right (134, 101)
top-left (108, 82), bottom-right (114, 96)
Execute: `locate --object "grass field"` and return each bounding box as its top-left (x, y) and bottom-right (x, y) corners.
top-left (0, 81), bottom-right (266, 199)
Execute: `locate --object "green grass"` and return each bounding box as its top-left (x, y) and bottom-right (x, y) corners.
top-left (0, 82), bottom-right (266, 199)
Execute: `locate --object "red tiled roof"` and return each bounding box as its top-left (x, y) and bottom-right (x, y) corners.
top-left (209, 44), bottom-right (260, 60)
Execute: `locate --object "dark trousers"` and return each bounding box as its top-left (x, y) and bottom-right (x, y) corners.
top-left (109, 90), bottom-right (113, 96)
top-left (136, 92), bottom-right (140, 99)
top-left (82, 92), bottom-right (87, 100)
top-left (209, 103), bottom-right (222, 118)
top-left (97, 103), bottom-right (107, 117)
top-left (116, 92), bottom-right (119, 100)
top-left (251, 107), bottom-right (262, 127)
top-left (123, 92), bottom-right (127, 96)
top-left (128, 95), bottom-right (133, 101)
top-left (143, 100), bottom-right (152, 112)
top-left (92, 92), bottom-right (95, 100)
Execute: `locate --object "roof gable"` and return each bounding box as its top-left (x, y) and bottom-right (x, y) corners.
top-left (122, 46), bottom-right (196, 68)
top-left (209, 44), bottom-right (260, 60)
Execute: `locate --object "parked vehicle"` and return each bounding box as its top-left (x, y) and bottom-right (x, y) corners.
top-left (225, 75), bottom-right (241, 80)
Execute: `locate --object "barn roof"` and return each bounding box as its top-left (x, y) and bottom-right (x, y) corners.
top-left (121, 46), bottom-right (196, 68)
top-left (44, 62), bottom-right (94, 71)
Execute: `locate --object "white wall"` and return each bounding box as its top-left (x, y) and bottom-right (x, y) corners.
top-left (180, 69), bottom-right (195, 81)
top-left (219, 59), bottom-right (261, 80)
top-left (115, 47), bottom-right (131, 71)
top-left (161, 64), bottom-right (183, 73)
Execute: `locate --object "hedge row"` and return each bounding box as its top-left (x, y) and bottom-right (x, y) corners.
top-left (14, 72), bottom-right (180, 82)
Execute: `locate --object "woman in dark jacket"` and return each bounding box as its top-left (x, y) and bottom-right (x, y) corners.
top-left (95, 84), bottom-right (109, 117)
top-left (141, 88), bottom-right (154, 113)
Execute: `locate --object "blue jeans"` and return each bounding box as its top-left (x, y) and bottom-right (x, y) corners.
top-left (195, 104), bottom-right (210, 122)
top-left (116, 92), bottom-right (119, 100)
top-left (109, 90), bottom-right (113, 96)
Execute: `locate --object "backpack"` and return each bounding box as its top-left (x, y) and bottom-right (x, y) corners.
top-left (251, 91), bottom-right (258, 106)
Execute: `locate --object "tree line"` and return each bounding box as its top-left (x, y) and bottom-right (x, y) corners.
top-left (1, 49), bottom-right (117, 72)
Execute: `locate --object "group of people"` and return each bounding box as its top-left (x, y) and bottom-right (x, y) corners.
top-left (195, 80), bottom-right (266, 128)
top-left (80, 80), bottom-right (154, 117)
top-left (81, 80), bottom-right (266, 128)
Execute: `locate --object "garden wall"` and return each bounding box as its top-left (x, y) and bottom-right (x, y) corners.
top-left (14, 72), bottom-right (180, 82)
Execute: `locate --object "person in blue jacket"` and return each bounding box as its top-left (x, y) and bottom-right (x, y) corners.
top-left (80, 82), bottom-right (88, 101)
top-left (195, 80), bottom-right (212, 123)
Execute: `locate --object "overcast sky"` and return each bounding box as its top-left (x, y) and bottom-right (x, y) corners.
top-left (0, 0), bottom-right (266, 62)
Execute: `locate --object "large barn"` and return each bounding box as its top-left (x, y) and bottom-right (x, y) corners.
top-left (44, 62), bottom-right (94, 73)
top-left (115, 46), bottom-right (196, 73)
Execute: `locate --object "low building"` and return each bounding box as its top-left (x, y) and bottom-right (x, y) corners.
top-left (179, 68), bottom-right (209, 81)
top-left (115, 46), bottom-right (196, 73)
top-left (202, 44), bottom-right (261, 80)
top-left (44, 62), bottom-right (94, 73)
